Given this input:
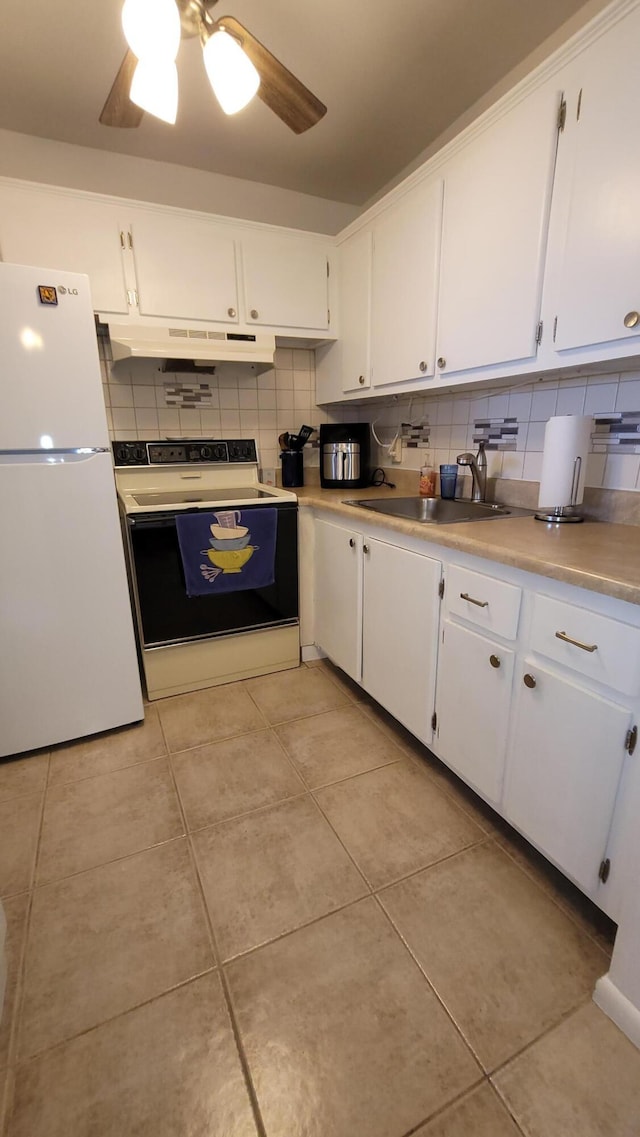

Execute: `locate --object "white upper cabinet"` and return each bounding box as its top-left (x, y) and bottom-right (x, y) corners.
top-left (370, 178), bottom-right (443, 388)
top-left (242, 233), bottom-right (330, 331)
top-left (339, 229), bottom-right (372, 393)
top-left (543, 5), bottom-right (640, 357)
top-left (0, 183), bottom-right (129, 315)
top-left (436, 81), bottom-right (560, 376)
top-left (128, 208), bottom-right (239, 324)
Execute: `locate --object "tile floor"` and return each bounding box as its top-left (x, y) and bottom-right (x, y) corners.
top-left (1, 660), bottom-right (639, 1136)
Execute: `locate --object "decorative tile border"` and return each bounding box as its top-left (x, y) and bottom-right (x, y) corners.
top-left (401, 420), bottom-right (431, 448)
top-left (593, 412), bottom-right (640, 453)
top-left (473, 417), bottom-right (518, 451)
top-left (164, 382), bottom-right (214, 408)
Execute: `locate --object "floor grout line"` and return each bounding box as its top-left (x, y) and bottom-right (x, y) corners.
top-left (397, 1075), bottom-right (490, 1137)
top-left (159, 709), bottom-right (268, 1137)
top-left (2, 668), bottom-right (621, 1133)
top-left (7, 966), bottom-right (218, 1069)
top-left (45, 746), bottom-right (169, 789)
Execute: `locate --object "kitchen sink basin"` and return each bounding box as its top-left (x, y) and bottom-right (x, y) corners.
top-left (345, 497), bottom-right (530, 524)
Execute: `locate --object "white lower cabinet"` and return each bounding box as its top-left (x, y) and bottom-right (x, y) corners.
top-left (362, 537), bottom-right (441, 743)
top-left (435, 621), bottom-right (515, 807)
top-left (314, 520), bottom-right (441, 735)
top-left (312, 512), bottom-right (638, 915)
top-left (504, 662), bottom-right (632, 896)
top-left (314, 519), bottom-right (362, 681)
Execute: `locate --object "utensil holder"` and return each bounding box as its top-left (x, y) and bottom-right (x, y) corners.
top-left (280, 449), bottom-right (304, 488)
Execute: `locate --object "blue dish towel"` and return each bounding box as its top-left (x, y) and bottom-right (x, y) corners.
top-left (175, 508), bottom-right (278, 598)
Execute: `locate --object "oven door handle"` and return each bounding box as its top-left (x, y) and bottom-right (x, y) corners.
top-left (127, 514), bottom-right (186, 528)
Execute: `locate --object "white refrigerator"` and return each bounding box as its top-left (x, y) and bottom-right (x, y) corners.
top-left (0, 263), bottom-right (143, 757)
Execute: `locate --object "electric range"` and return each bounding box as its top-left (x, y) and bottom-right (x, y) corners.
top-left (113, 439), bottom-right (299, 700)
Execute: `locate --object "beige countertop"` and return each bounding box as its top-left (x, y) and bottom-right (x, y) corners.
top-left (296, 485), bottom-right (640, 606)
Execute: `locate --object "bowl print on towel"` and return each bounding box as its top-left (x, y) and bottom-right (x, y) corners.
top-left (175, 508), bottom-right (278, 597)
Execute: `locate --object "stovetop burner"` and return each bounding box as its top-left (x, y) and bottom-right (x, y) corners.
top-left (132, 487), bottom-right (276, 506)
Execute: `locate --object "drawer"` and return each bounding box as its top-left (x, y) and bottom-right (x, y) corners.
top-left (530, 594), bottom-right (640, 696)
top-left (446, 565), bottom-right (522, 640)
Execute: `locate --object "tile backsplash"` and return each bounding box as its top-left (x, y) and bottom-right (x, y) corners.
top-left (96, 320), bottom-right (640, 495)
top-left (348, 371), bottom-right (640, 493)
top-left (97, 329), bottom-right (333, 473)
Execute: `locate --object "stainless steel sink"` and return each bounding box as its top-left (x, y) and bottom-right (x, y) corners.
top-left (345, 497), bottom-right (530, 524)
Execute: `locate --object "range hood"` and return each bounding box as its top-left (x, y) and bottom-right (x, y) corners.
top-left (108, 324), bottom-right (275, 374)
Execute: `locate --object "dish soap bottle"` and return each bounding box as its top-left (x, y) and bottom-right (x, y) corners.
top-left (419, 456), bottom-right (437, 497)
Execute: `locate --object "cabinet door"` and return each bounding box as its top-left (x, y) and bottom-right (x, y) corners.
top-left (129, 208), bottom-right (239, 323)
top-left (0, 183), bottom-right (129, 315)
top-left (340, 229), bottom-right (372, 393)
top-left (370, 179), bottom-right (443, 387)
top-left (242, 234), bottom-right (329, 330)
top-left (435, 621), bottom-right (515, 806)
top-left (436, 82), bottom-right (559, 375)
top-left (547, 8), bottom-right (640, 354)
top-left (504, 661), bottom-right (631, 895)
top-left (362, 537), bottom-right (441, 742)
top-left (314, 519), bottom-right (362, 681)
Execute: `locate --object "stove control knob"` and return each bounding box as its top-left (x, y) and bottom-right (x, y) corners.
top-left (214, 445), bottom-right (227, 461)
top-left (200, 445), bottom-right (212, 460)
top-left (133, 445), bottom-right (146, 463)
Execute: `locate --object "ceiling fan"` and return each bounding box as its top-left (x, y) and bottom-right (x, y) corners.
top-left (99, 0), bottom-right (327, 134)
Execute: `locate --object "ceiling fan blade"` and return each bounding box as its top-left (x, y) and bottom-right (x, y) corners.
top-left (217, 16), bottom-right (326, 134)
top-left (99, 50), bottom-right (144, 128)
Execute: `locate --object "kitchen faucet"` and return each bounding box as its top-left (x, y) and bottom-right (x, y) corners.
top-left (456, 442), bottom-right (487, 502)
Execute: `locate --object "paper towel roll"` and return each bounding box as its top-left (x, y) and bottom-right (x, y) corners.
top-left (537, 415), bottom-right (593, 509)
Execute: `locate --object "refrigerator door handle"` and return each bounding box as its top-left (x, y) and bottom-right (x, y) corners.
top-left (0, 448), bottom-right (110, 464)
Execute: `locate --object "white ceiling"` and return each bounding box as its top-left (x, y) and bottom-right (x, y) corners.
top-left (0, 0), bottom-right (605, 205)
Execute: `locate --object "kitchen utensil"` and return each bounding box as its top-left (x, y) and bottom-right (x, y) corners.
top-left (210, 523), bottom-right (249, 539)
top-left (278, 432), bottom-right (290, 451)
top-left (214, 509), bottom-right (243, 528)
top-left (209, 533), bottom-right (251, 550)
top-left (206, 546), bottom-right (256, 573)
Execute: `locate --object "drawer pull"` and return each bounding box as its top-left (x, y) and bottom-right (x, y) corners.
top-left (555, 630), bottom-right (598, 653)
top-left (460, 592), bottom-right (488, 608)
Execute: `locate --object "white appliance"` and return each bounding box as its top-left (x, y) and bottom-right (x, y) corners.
top-left (114, 439), bottom-right (299, 700)
top-left (108, 323), bottom-right (275, 373)
top-left (0, 263), bottom-right (143, 757)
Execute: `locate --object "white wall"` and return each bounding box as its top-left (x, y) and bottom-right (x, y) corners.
top-left (0, 129), bottom-right (358, 235)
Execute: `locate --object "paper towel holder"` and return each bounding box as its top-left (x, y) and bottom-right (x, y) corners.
top-left (535, 455), bottom-right (585, 523)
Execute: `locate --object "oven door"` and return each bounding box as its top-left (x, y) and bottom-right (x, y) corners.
top-left (128, 502), bottom-right (298, 648)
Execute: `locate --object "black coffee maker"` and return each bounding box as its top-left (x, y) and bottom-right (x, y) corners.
top-left (319, 423), bottom-right (370, 489)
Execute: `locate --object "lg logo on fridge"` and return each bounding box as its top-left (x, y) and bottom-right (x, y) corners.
top-left (58, 286), bottom-right (79, 296)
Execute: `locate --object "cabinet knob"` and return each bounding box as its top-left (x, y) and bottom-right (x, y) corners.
top-left (363, 543), bottom-right (370, 554)
top-left (437, 356), bottom-right (446, 369)
top-left (624, 311), bottom-right (640, 329)
top-left (419, 361), bottom-right (428, 373)
top-left (250, 309), bottom-right (259, 319)
top-left (227, 307), bottom-right (236, 318)
top-left (358, 375), bottom-right (365, 385)
top-left (523, 673), bottom-right (537, 689)
top-left (349, 537), bottom-right (355, 548)
top-left (489, 654), bottom-right (501, 669)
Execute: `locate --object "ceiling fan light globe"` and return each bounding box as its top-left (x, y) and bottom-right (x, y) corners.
top-left (130, 58), bottom-right (178, 124)
top-left (203, 28), bottom-right (261, 116)
top-left (122, 0), bottom-right (181, 61)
